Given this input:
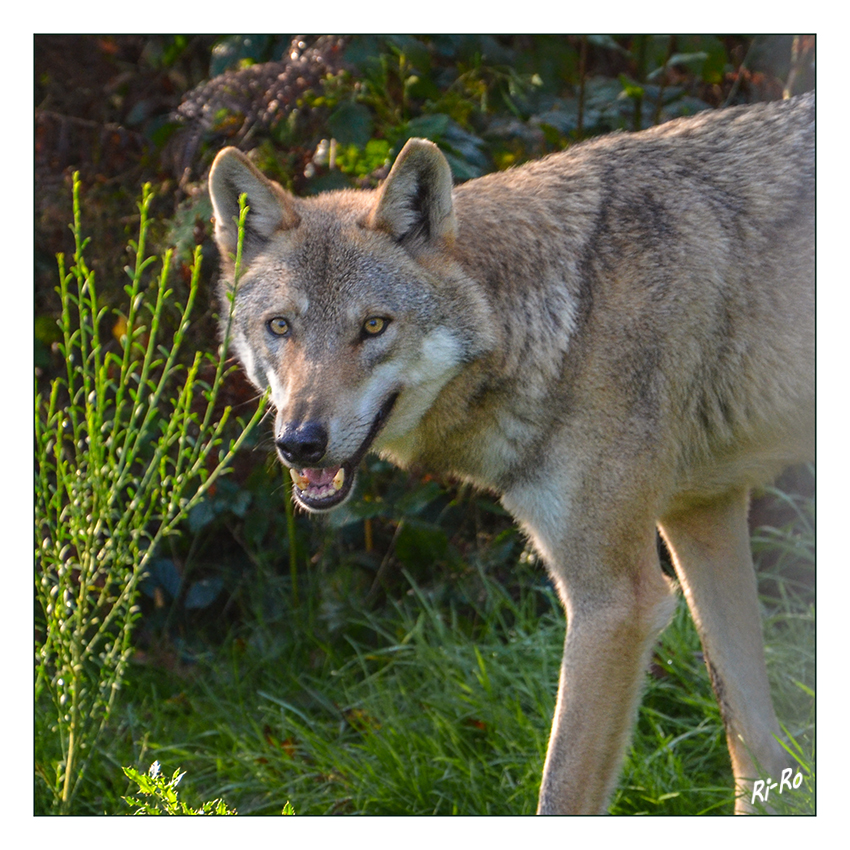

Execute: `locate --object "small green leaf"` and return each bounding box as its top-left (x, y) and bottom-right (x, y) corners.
top-left (184, 577), bottom-right (224, 610)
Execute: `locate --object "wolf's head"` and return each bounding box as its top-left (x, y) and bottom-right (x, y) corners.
top-left (209, 139), bottom-right (493, 511)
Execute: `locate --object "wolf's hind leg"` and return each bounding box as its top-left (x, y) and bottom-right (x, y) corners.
top-left (659, 489), bottom-right (788, 813)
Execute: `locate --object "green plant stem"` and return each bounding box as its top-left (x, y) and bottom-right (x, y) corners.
top-left (284, 478), bottom-right (299, 608)
top-left (35, 174), bottom-right (266, 813)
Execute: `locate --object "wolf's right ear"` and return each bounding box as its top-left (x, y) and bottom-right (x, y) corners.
top-left (368, 138), bottom-right (456, 249)
top-left (209, 147), bottom-right (299, 258)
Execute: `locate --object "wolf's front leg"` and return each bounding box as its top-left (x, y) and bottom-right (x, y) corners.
top-left (534, 531), bottom-right (677, 814)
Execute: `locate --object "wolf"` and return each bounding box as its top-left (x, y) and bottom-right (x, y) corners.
top-left (208, 91), bottom-right (814, 814)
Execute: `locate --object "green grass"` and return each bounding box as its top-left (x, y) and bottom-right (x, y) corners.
top-left (40, 487), bottom-right (813, 816)
top-left (82, 566), bottom-right (562, 815)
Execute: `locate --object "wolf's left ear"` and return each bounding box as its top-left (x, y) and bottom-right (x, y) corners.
top-left (368, 138), bottom-right (457, 248)
top-left (209, 147), bottom-right (299, 258)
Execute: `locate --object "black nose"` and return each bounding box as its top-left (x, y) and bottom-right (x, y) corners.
top-left (275, 421), bottom-right (328, 467)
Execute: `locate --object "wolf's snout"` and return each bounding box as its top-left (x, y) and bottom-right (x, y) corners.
top-left (275, 421), bottom-right (328, 467)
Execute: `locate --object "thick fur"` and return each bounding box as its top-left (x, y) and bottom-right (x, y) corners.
top-left (209, 92), bottom-right (814, 814)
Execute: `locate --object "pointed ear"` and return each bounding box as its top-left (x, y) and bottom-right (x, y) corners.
top-left (367, 138), bottom-right (456, 248)
top-left (209, 147), bottom-right (299, 258)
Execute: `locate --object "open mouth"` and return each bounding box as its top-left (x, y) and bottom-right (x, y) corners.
top-left (287, 392), bottom-right (399, 512)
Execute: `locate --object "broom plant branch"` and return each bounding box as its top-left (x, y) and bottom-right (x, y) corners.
top-left (35, 173), bottom-right (263, 813)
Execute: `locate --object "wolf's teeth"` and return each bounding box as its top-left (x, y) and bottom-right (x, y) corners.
top-left (333, 468), bottom-right (345, 491)
top-left (289, 468), bottom-right (309, 490)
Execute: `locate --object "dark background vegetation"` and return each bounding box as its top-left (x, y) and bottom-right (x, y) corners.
top-left (34, 35), bottom-right (815, 814)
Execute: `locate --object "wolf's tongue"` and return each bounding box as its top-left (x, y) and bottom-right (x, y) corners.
top-left (303, 467), bottom-right (339, 486)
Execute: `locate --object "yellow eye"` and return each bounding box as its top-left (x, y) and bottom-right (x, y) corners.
top-left (362, 316), bottom-right (389, 337)
top-left (268, 317), bottom-right (290, 336)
